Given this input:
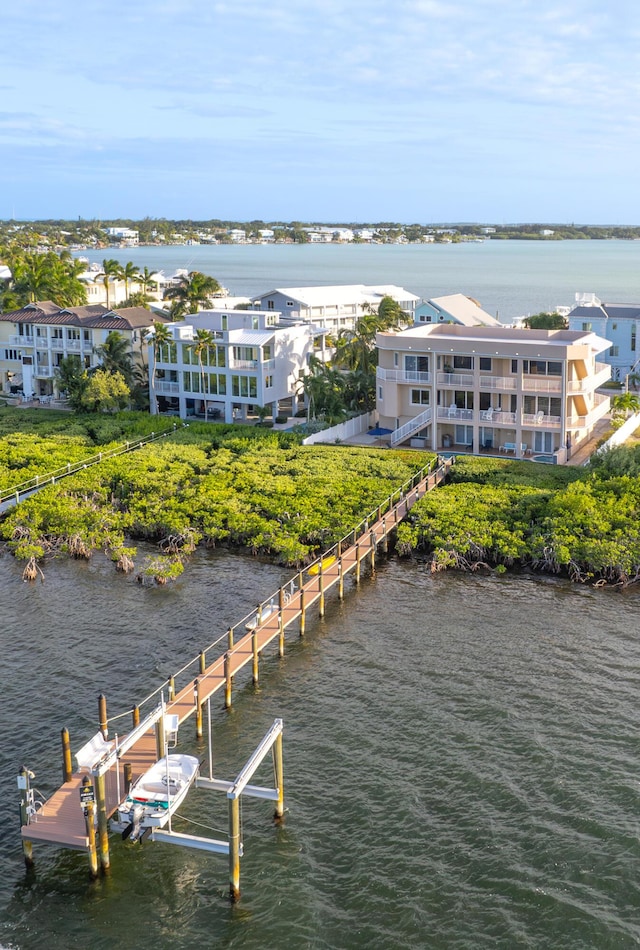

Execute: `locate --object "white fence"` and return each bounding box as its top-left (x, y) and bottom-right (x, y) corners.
top-left (302, 412), bottom-right (376, 445)
top-left (593, 411), bottom-right (640, 456)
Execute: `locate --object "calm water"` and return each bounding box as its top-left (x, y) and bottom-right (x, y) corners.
top-left (76, 240), bottom-right (640, 322)
top-left (1, 549), bottom-right (640, 949)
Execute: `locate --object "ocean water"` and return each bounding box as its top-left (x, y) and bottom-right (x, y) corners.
top-left (1, 549), bottom-right (640, 949)
top-left (76, 239), bottom-right (640, 322)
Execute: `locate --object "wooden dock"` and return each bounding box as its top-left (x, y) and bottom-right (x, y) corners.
top-left (20, 456), bottom-right (453, 862)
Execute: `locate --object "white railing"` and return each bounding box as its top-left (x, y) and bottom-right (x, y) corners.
top-left (478, 375), bottom-right (517, 391)
top-left (377, 368), bottom-right (432, 385)
top-left (437, 372), bottom-right (474, 387)
top-left (232, 360), bottom-right (258, 370)
top-left (521, 376), bottom-right (563, 393)
top-left (390, 406), bottom-right (432, 446)
top-left (436, 406), bottom-right (474, 421)
top-left (9, 335), bottom-right (33, 347)
top-left (155, 381), bottom-right (180, 394)
top-left (567, 365), bottom-right (611, 391)
top-left (522, 413), bottom-right (561, 428)
top-left (302, 411), bottom-right (376, 445)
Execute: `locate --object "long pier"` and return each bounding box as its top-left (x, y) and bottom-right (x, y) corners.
top-left (18, 455), bottom-right (453, 891)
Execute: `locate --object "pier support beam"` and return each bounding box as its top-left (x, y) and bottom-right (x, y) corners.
top-left (355, 542), bottom-right (361, 585)
top-left (278, 586), bottom-right (285, 657)
top-left (224, 652), bottom-right (232, 709)
top-left (338, 559), bottom-right (344, 600)
top-left (228, 797), bottom-right (241, 902)
top-left (17, 766), bottom-right (34, 869)
top-left (252, 631), bottom-right (259, 685)
top-left (82, 776), bottom-right (98, 880)
top-left (194, 679), bottom-right (203, 739)
top-left (98, 694), bottom-right (108, 739)
top-left (95, 771), bottom-right (110, 872)
top-left (61, 727), bottom-right (72, 784)
top-left (273, 731), bottom-right (284, 822)
top-left (299, 587), bottom-right (306, 637)
top-left (318, 560), bottom-right (325, 618)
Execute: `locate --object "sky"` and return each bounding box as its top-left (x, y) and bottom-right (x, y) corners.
top-left (1, 0), bottom-right (639, 224)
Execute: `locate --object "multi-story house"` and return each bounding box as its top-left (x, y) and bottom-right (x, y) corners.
top-left (567, 293), bottom-right (640, 384)
top-left (250, 285), bottom-right (419, 333)
top-left (0, 301), bottom-right (164, 399)
top-left (376, 324), bottom-right (611, 463)
top-left (150, 310), bottom-right (322, 423)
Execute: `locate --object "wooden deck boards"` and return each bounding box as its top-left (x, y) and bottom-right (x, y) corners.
top-left (21, 461), bottom-right (450, 852)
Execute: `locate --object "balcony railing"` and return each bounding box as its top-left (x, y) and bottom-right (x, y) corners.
top-left (478, 375), bottom-right (517, 391)
top-left (437, 406), bottom-right (474, 421)
top-left (521, 376), bottom-right (563, 393)
top-left (155, 381), bottom-right (180, 394)
top-left (232, 359), bottom-right (258, 370)
top-left (437, 372), bottom-right (474, 387)
top-left (377, 367), bottom-right (432, 385)
top-left (9, 335), bottom-right (33, 347)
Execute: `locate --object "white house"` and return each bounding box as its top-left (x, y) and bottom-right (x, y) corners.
top-left (250, 284), bottom-right (420, 333)
top-left (104, 227), bottom-right (139, 246)
top-left (567, 293), bottom-right (640, 383)
top-left (149, 309), bottom-right (322, 423)
top-left (376, 323), bottom-right (611, 463)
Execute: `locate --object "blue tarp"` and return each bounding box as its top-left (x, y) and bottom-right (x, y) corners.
top-left (368, 426), bottom-right (393, 436)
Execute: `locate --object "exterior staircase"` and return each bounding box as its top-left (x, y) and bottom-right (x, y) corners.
top-left (390, 407), bottom-right (432, 447)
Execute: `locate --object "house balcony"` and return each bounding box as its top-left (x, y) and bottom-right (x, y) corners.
top-left (567, 363), bottom-right (610, 392)
top-left (377, 367), bottom-right (432, 385)
top-left (437, 372), bottom-right (474, 387)
top-left (155, 381), bottom-right (181, 394)
top-left (9, 335), bottom-right (34, 347)
top-left (521, 376), bottom-right (563, 393)
top-left (478, 375), bottom-right (518, 391)
top-left (232, 359), bottom-right (258, 370)
top-left (566, 393), bottom-right (611, 430)
top-left (64, 340), bottom-right (82, 352)
top-left (35, 365), bottom-right (54, 378)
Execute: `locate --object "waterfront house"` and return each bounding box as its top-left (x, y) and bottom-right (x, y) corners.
top-left (149, 309), bottom-right (322, 423)
top-left (567, 293), bottom-right (640, 384)
top-left (376, 323), bottom-right (611, 463)
top-left (415, 293), bottom-right (502, 328)
top-left (250, 285), bottom-right (419, 333)
top-left (0, 302), bottom-right (166, 400)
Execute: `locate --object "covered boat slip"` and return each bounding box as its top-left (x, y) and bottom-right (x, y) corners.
top-left (19, 457), bottom-right (452, 887)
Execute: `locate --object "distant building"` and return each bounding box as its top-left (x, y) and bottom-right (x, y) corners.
top-left (567, 293), bottom-right (640, 382)
top-left (250, 285), bottom-right (419, 333)
top-left (104, 227), bottom-right (139, 246)
top-left (149, 309), bottom-right (322, 423)
top-left (376, 323), bottom-right (611, 463)
top-left (415, 293), bottom-right (502, 328)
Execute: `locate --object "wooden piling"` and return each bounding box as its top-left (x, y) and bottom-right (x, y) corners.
top-left (132, 705), bottom-right (140, 728)
top-left (17, 767), bottom-right (34, 869)
top-left (155, 711), bottom-right (166, 757)
top-left (168, 675), bottom-right (175, 701)
top-left (370, 529), bottom-right (376, 572)
top-left (199, 650), bottom-right (206, 674)
top-left (252, 630), bottom-right (259, 684)
top-left (123, 762), bottom-right (133, 794)
top-left (355, 541), bottom-right (361, 584)
top-left (81, 776), bottom-right (98, 879)
top-left (278, 586), bottom-right (285, 657)
top-left (224, 652), bottom-right (232, 709)
top-left (228, 797), bottom-right (241, 902)
top-left (98, 694), bottom-right (108, 739)
top-left (95, 771), bottom-right (110, 872)
top-left (227, 626), bottom-right (234, 650)
top-left (273, 731), bottom-right (284, 821)
top-left (338, 558), bottom-right (344, 600)
top-left (318, 559), bottom-right (325, 618)
top-left (194, 678), bottom-right (203, 739)
top-left (61, 727), bottom-right (72, 783)
top-left (299, 587), bottom-right (306, 636)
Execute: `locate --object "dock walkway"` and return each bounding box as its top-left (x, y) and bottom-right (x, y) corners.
top-left (20, 457), bottom-right (454, 855)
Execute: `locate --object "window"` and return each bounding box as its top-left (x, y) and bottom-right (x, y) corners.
top-left (454, 391), bottom-right (474, 409)
top-left (3, 348), bottom-right (20, 360)
top-left (263, 344), bottom-right (272, 361)
top-left (612, 323), bottom-right (617, 331)
top-left (453, 355), bottom-right (473, 370)
top-left (233, 346), bottom-right (258, 364)
top-left (479, 357), bottom-right (492, 371)
top-left (410, 389), bottom-right (430, 405)
top-left (267, 300), bottom-right (274, 310)
top-left (582, 322), bottom-right (592, 331)
top-left (83, 330), bottom-right (92, 343)
top-left (286, 301), bottom-right (294, 307)
top-left (610, 345), bottom-right (619, 357)
top-left (523, 360), bottom-right (562, 376)
top-left (221, 315), bottom-right (228, 330)
top-left (157, 342), bottom-right (177, 363)
top-left (378, 386), bottom-right (383, 400)
top-left (18, 323), bottom-right (33, 338)
top-left (67, 328), bottom-right (80, 341)
top-left (632, 328), bottom-right (636, 352)
top-left (252, 316), bottom-right (259, 329)
top-left (265, 375), bottom-right (274, 389)
top-left (394, 352), bottom-right (399, 367)
top-left (231, 375), bottom-right (257, 398)
top-left (511, 359), bottom-right (518, 373)
top-left (404, 354), bottom-right (429, 377)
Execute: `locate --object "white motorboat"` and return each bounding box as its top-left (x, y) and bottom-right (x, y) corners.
top-left (114, 753), bottom-right (200, 840)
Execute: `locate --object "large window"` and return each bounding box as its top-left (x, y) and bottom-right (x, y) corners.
top-left (157, 342), bottom-right (177, 363)
top-left (523, 359), bottom-right (562, 376)
top-left (453, 355), bottom-right (473, 370)
top-left (479, 357), bottom-right (492, 371)
top-left (405, 354), bottom-right (429, 376)
top-left (232, 375), bottom-right (257, 398)
top-left (523, 395), bottom-right (562, 416)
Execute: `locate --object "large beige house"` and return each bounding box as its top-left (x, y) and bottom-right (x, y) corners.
top-left (376, 324), bottom-right (611, 463)
top-left (0, 301), bottom-right (165, 399)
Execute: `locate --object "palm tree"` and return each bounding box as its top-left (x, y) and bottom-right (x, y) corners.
top-left (163, 270), bottom-right (223, 318)
top-left (190, 328), bottom-right (216, 421)
top-left (136, 266), bottom-right (159, 303)
top-left (121, 261), bottom-right (141, 301)
top-left (147, 321), bottom-right (172, 413)
top-left (94, 258), bottom-right (122, 310)
top-left (93, 330), bottom-right (134, 386)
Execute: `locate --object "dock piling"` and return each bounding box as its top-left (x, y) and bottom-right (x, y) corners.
top-left (252, 630), bottom-right (259, 684)
top-left (299, 587), bottom-right (306, 636)
top-left (95, 771), bottom-right (110, 872)
top-left (228, 797), bottom-right (241, 901)
top-left (17, 766), bottom-right (34, 869)
top-left (132, 704), bottom-right (140, 728)
top-left (194, 679), bottom-right (203, 739)
top-left (278, 586), bottom-right (285, 657)
top-left (273, 731), bottom-right (284, 821)
top-left (98, 694), bottom-right (108, 739)
top-left (61, 727), bottom-right (73, 783)
top-left (81, 776), bottom-right (99, 879)
top-left (224, 652), bottom-right (232, 709)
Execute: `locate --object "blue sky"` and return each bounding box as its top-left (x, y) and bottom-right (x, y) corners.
top-left (1, 0), bottom-right (639, 223)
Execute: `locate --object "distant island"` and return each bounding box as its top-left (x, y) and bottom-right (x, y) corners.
top-left (2, 219), bottom-right (640, 251)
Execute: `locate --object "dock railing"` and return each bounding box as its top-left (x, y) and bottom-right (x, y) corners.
top-left (0, 424), bottom-right (186, 509)
top-left (101, 455), bottom-right (448, 727)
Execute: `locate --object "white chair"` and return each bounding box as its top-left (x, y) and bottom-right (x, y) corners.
top-left (75, 732), bottom-right (114, 772)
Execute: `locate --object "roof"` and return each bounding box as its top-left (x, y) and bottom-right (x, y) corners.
top-left (569, 302), bottom-right (640, 320)
top-left (0, 302), bottom-right (169, 332)
top-left (427, 293), bottom-right (501, 327)
top-left (251, 284), bottom-right (420, 307)
top-left (227, 329), bottom-right (276, 346)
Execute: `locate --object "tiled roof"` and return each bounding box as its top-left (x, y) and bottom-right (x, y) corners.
top-left (0, 301), bottom-right (170, 331)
